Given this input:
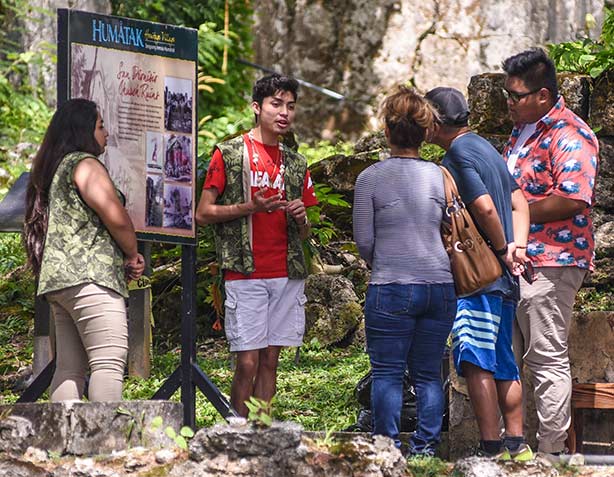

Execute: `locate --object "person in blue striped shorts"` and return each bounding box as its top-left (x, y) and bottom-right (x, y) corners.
top-left (426, 87), bottom-right (533, 460)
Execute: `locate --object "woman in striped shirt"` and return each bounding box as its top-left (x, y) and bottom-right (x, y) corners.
top-left (353, 86), bottom-right (455, 456)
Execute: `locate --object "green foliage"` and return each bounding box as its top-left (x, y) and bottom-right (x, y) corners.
top-left (406, 455), bottom-right (451, 477)
top-left (419, 143), bottom-right (445, 163)
top-left (0, 233), bottom-right (26, 274)
top-left (299, 140), bottom-right (354, 167)
top-left (245, 396), bottom-right (273, 427)
top-left (575, 285), bottom-right (614, 312)
top-left (163, 424), bottom-right (194, 450)
top-left (307, 184), bottom-right (351, 245)
top-left (548, 8), bottom-right (614, 77)
top-left (0, 265), bottom-right (34, 389)
top-left (0, 1), bottom-right (53, 164)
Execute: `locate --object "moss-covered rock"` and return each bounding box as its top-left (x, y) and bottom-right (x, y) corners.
top-left (590, 70), bottom-right (614, 137)
top-left (468, 73), bottom-right (513, 135)
top-left (558, 73), bottom-right (591, 120)
top-left (304, 274), bottom-right (363, 347)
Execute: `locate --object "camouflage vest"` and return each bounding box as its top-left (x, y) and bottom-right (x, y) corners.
top-left (213, 135), bottom-right (308, 279)
top-left (37, 152), bottom-right (128, 297)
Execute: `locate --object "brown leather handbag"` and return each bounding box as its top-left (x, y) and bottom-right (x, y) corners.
top-left (439, 166), bottom-right (502, 297)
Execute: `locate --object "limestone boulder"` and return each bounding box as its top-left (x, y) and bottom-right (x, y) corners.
top-left (468, 73), bottom-right (593, 136)
top-left (254, 0), bottom-right (605, 141)
top-left (354, 131), bottom-right (388, 155)
top-left (304, 274), bottom-right (364, 347)
top-left (584, 257), bottom-right (614, 287)
top-left (595, 222), bottom-right (614, 258)
top-left (0, 457), bottom-right (49, 477)
top-left (189, 419), bottom-right (302, 461)
top-left (558, 74), bottom-right (592, 120)
top-left (594, 175), bottom-right (614, 213)
top-left (590, 70), bottom-right (614, 137)
top-left (452, 455), bottom-right (557, 477)
top-left (569, 311), bottom-right (614, 384)
top-left (309, 151), bottom-right (380, 202)
top-left (468, 74), bottom-right (512, 135)
top-left (309, 150), bottom-right (380, 235)
top-left (599, 137), bottom-right (614, 177)
top-left (185, 419), bottom-right (406, 477)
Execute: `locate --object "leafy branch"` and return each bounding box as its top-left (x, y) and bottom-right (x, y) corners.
top-left (548, 9), bottom-right (614, 77)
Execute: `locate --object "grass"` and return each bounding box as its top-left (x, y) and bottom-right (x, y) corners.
top-left (406, 455), bottom-right (452, 477)
top-left (121, 340), bottom-right (370, 430)
top-left (0, 279), bottom-right (370, 432)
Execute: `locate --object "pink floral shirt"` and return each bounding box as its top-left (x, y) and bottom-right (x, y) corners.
top-left (503, 97), bottom-right (599, 270)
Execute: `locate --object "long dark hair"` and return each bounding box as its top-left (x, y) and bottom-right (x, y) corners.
top-left (23, 98), bottom-right (103, 275)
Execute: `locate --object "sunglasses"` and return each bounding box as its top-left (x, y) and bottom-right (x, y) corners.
top-left (502, 87), bottom-right (542, 103)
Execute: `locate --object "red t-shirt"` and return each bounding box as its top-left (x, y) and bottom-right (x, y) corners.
top-left (203, 134), bottom-right (318, 280)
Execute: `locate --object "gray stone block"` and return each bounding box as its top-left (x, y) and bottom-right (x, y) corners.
top-left (66, 401), bottom-right (183, 455)
top-left (0, 403), bottom-right (68, 454)
top-left (0, 400), bottom-right (183, 456)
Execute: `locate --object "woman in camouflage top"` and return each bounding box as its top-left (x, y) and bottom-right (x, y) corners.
top-left (23, 99), bottom-right (144, 402)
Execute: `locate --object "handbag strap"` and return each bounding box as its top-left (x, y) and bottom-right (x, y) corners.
top-left (439, 165), bottom-right (465, 213)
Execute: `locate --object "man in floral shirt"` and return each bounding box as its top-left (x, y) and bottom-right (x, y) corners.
top-left (502, 48), bottom-right (598, 455)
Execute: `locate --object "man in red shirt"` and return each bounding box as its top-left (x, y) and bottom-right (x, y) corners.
top-left (502, 48), bottom-right (598, 455)
top-left (196, 74), bottom-right (317, 417)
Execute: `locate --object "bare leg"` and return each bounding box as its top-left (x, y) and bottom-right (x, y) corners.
top-left (230, 350), bottom-right (260, 417)
top-left (462, 361), bottom-right (500, 441)
top-left (253, 346), bottom-right (282, 403)
top-left (496, 379), bottom-right (524, 437)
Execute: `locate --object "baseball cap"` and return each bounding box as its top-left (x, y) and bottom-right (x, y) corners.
top-left (425, 87), bottom-right (470, 126)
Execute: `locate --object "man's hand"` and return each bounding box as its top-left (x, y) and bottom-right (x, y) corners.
top-left (286, 198), bottom-right (307, 225)
top-left (507, 243), bottom-right (531, 277)
top-left (124, 253), bottom-right (145, 281)
top-left (251, 188), bottom-right (288, 214)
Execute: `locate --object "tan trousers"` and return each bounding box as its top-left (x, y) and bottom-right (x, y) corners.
top-left (513, 266), bottom-right (586, 453)
top-left (46, 283), bottom-right (128, 402)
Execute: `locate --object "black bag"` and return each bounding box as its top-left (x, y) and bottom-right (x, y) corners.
top-left (347, 370), bottom-right (417, 433)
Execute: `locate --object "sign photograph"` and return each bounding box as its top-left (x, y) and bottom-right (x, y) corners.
top-left (58, 9), bottom-right (198, 244)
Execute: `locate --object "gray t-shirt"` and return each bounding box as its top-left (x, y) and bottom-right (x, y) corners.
top-left (353, 157), bottom-right (453, 284)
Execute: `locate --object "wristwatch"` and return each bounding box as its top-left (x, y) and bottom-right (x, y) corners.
top-left (494, 244), bottom-right (508, 256)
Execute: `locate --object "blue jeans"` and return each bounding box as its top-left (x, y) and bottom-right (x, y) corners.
top-left (365, 283), bottom-right (456, 453)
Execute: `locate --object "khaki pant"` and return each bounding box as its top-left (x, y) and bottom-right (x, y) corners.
top-left (513, 266), bottom-right (586, 453)
top-left (46, 283), bottom-right (128, 402)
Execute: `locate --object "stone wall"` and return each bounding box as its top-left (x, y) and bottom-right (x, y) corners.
top-left (253, 0), bottom-right (604, 141)
top-left (447, 72), bottom-right (614, 459)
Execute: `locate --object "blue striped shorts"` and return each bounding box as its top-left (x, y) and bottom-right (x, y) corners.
top-left (451, 293), bottom-right (519, 381)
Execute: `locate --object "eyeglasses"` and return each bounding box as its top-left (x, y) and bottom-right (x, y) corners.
top-left (502, 87), bottom-right (542, 103)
